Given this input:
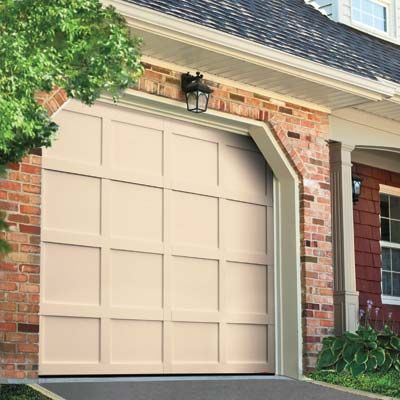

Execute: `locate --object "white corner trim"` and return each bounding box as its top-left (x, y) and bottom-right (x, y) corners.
top-left (382, 295), bottom-right (400, 306)
top-left (102, 0), bottom-right (400, 101)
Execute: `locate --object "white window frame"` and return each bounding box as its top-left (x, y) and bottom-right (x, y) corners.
top-left (380, 184), bottom-right (400, 305)
top-left (351, 0), bottom-right (390, 35)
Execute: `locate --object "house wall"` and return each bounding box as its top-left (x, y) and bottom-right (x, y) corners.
top-left (0, 63), bottom-right (333, 380)
top-left (353, 162), bottom-right (400, 332)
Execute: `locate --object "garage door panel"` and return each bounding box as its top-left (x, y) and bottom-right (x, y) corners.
top-left (110, 181), bottom-right (163, 242)
top-left (171, 133), bottom-right (219, 187)
top-left (171, 322), bottom-right (219, 363)
top-left (111, 120), bottom-right (163, 176)
top-left (225, 200), bottom-right (268, 254)
top-left (41, 316), bottom-right (100, 364)
top-left (226, 262), bottom-right (267, 314)
top-left (171, 191), bottom-right (219, 248)
top-left (110, 320), bottom-right (163, 364)
top-left (171, 256), bottom-right (219, 312)
top-left (110, 250), bottom-right (163, 309)
top-left (43, 171), bottom-right (101, 235)
top-left (224, 145), bottom-right (268, 199)
top-left (43, 243), bottom-right (100, 306)
top-left (41, 103), bottom-right (274, 376)
top-left (226, 324), bottom-right (268, 364)
top-left (48, 110), bottom-right (102, 166)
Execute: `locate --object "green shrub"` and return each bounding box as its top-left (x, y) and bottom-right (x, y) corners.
top-left (316, 325), bottom-right (400, 377)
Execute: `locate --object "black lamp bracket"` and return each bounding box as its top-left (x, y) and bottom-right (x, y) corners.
top-left (181, 72), bottom-right (203, 92)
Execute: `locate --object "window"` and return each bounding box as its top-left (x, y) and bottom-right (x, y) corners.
top-left (352, 0), bottom-right (388, 33)
top-left (380, 186), bottom-right (400, 304)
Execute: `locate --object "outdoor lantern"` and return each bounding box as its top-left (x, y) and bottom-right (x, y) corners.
top-left (352, 175), bottom-right (362, 203)
top-left (181, 72), bottom-right (213, 113)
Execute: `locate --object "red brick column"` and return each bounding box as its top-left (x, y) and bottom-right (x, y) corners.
top-left (0, 89), bottom-right (67, 381)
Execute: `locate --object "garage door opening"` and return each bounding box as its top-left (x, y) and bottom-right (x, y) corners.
top-left (39, 101), bottom-right (275, 376)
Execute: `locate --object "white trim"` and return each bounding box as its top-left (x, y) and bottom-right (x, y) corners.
top-left (381, 240), bottom-right (400, 250)
top-left (380, 184), bottom-right (400, 197)
top-left (382, 295), bottom-right (400, 305)
top-left (102, 0), bottom-right (400, 101)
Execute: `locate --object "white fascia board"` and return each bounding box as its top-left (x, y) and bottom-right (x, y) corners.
top-left (103, 0), bottom-right (400, 101)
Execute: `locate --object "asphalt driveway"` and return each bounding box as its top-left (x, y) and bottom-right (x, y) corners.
top-left (40, 376), bottom-right (377, 400)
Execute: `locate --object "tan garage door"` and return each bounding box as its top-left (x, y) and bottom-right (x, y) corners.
top-left (39, 101), bottom-right (274, 375)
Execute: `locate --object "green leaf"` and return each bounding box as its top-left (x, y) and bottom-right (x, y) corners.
top-left (322, 337), bottom-right (335, 347)
top-left (349, 361), bottom-right (367, 377)
top-left (390, 337), bottom-right (400, 351)
top-left (343, 343), bottom-right (362, 364)
top-left (380, 353), bottom-right (393, 373)
top-left (366, 356), bottom-right (378, 372)
top-left (371, 348), bottom-right (386, 367)
top-left (355, 349), bottom-right (369, 364)
top-left (336, 358), bottom-right (347, 374)
top-left (332, 337), bottom-right (346, 352)
top-left (344, 332), bottom-right (360, 342)
top-left (317, 349), bottom-right (337, 369)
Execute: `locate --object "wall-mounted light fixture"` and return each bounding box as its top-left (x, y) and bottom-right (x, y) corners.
top-left (352, 175), bottom-right (362, 203)
top-left (181, 72), bottom-right (213, 113)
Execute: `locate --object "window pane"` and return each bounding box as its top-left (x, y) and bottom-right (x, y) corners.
top-left (364, 1), bottom-right (373, 13)
top-left (391, 220), bottom-right (400, 244)
top-left (380, 194), bottom-right (389, 218)
top-left (382, 271), bottom-right (392, 295)
top-left (353, 0), bottom-right (361, 9)
top-left (382, 247), bottom-right (391, 271)
top-left (353, 9), bottom-right (362, 21)
top-left (390, 196), bottom-right (400, 220)
top-left (381, 218), bottom-right (390, 241)
top-left (393, 273), bottom-right (400, 297)
top-left (373, 17), bottom-right (386, 31)
top-left (392, 249), bottom-right (400, 272)
top-left (363, 13), bottom-right (374, 26)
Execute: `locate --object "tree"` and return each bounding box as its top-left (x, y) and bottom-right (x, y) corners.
top-left (0, 0), bottom-right (143, 253)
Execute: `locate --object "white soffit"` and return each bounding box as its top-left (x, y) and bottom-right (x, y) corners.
top-left (354, 99), bottom-right (400, 122)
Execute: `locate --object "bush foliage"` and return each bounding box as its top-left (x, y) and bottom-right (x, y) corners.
top-left (316, 325), bottom-right (400, 377)
top-left (0, 0), bottom-right (143, 252)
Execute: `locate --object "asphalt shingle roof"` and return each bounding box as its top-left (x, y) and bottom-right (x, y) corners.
top-left (124, 0), bottom-right (400, 85)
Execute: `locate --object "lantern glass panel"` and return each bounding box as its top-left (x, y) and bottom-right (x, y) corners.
top-left (197, 92), bottom-right (209, 112)
top-left (186, 92), bottom-right (198, 111)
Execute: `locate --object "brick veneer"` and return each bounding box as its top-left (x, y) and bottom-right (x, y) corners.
top-left (0, 89), bottom-right (67, 381)
top-left (353, 163), bottom-right (400, 331)
top-left (0, 65), bottom-right (333, 380)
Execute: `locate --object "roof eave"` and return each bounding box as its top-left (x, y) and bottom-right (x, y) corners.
top-left (103, 0), bottom-right (400, 105)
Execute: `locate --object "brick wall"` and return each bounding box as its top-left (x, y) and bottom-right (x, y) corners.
top-left (0, 153), bottom-right (42, 380)
top-left (0, 89), bottom-right (67, 381)
top-left (0, 65), bottom-right (333, 379)
top-left (353, 163), bottom-right (400, 332)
